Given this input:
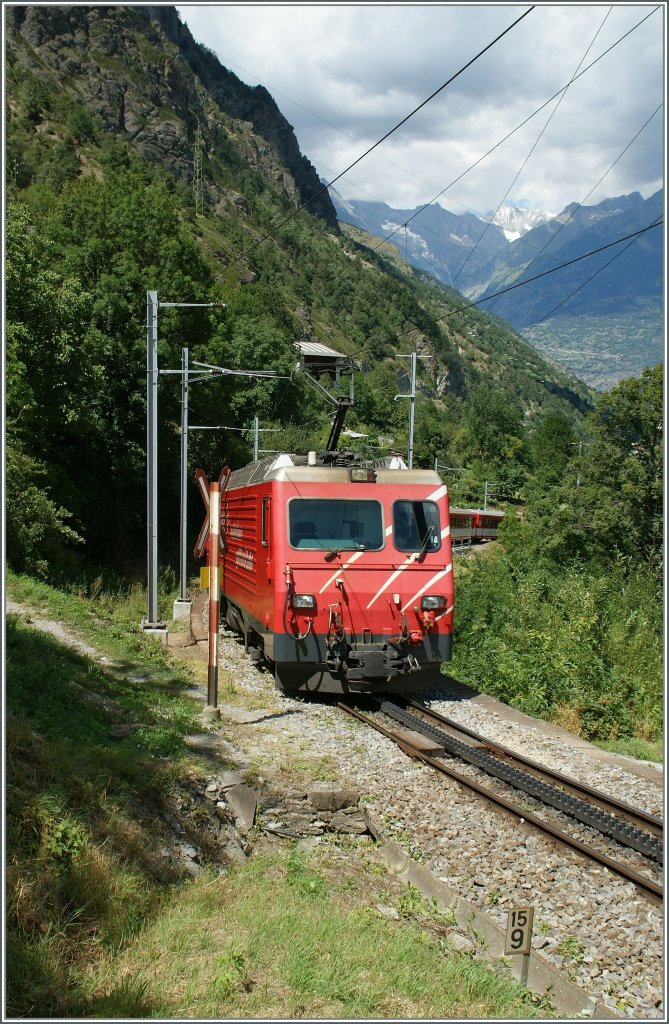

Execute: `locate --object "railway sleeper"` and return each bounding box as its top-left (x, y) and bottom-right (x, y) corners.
top-left (374, 698), bottom-right (663, 864)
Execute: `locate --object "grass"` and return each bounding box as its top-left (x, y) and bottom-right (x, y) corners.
top-left (81, 850), bottom-right (547, 1019)
top-left (5, 571), bottom-right (553, 1018)
top-left (5, 574), bottom-right (208, 1016)
top-left (593, 736), bottom-right (663, 764)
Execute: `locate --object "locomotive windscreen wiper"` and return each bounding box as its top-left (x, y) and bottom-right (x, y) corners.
top-left (324, 541), bottom-right (366, 561)
top-left (416, 528), bottom-right (433, 562)
top-left (414, 503), bottom-right (433, 561)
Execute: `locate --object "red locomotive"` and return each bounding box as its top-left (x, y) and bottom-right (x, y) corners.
top-left (196, 452), bottom-right (454, 695)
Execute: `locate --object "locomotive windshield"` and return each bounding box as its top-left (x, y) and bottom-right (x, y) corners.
top-left (289, 499), bottom-right (383, 550)
top-left (393, 500), bottom-right (441, 553)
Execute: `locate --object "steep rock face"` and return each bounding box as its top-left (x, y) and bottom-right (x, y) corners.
top-left (5, 4), bottom-right (338, 228)
top-left (143, 6), bottom-right (337, 228)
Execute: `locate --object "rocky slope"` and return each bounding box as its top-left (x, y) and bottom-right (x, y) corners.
top-left (5, 3), bottom-right (338, 228)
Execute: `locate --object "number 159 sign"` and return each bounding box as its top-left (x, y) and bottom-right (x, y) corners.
top-left (505, 906), bottom-right (534, 955)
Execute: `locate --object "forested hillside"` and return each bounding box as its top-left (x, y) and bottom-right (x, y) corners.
top-left (5, 5), bottom-right (663, 748)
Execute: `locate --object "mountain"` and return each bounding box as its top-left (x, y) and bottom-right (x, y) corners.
top-left (474, 191), bottom-right (664, 391)
top-left (5, 3), bottom-right (592, 406)
top-left (331, 189), bottom-right (663, 390)
top-left (474, 191), bottom-right (662, 311)
top-left (5, 3), bottom-right (338, 229)
top-left (327, 187), bottom-right (509, 291)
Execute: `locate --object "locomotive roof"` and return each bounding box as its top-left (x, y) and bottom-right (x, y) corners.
top-left (225, 454), bottom-right (444, 491)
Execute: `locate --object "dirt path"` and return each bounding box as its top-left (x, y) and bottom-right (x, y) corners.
top-left (7, 599), bottom-right (113, 663)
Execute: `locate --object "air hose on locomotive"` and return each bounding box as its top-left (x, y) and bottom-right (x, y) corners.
top-left (282, 565), bottom-right (314, 641)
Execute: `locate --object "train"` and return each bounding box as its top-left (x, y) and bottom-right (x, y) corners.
top-left (196, 451), bottom-right (455, 695)
top-left (449, 507), bottom-right (505, 544)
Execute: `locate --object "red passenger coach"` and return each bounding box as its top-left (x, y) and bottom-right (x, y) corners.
top-left (199, 454), bottom-right (454, 695)
top-left (450, 507), bottom-right (505, 543)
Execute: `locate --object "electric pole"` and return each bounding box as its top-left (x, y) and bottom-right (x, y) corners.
top-left (193, 124), bottom-right (204, 216)
top-left (395, 351), bottom-right (417, 469)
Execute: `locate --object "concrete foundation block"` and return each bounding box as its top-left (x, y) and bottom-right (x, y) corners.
top-left (141, 622), bottom-right (168, 645)
top-left (172, 598), bottom-right (192, 620)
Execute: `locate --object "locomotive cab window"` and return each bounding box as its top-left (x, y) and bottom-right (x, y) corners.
top-left (289, 499), bottom-right (383, 550)
top-left (393, 500), bottom-right (440, 553)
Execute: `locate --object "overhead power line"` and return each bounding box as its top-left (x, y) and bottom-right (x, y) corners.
top-left (520, 215), bottom-right (664, 330)
top-left (222, 6), bottom-right (536, 272)
top-left (142, 3), bottom-right (660, 360)
top-left (366, 5), bottom-right (661, 260)
top-left (316, 100), bottom-right (663, 290)
top-left (186, 1), bottom-right (658, 314)
top-left (435, 219), bottom-right (663, 324)
top-left (450, 6), bottom-right (613, 289)
top-left (483, 102), bottom-right (663, 316)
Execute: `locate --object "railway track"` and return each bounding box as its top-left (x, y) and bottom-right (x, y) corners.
top-left (337, 697), bottom-right (663, 903)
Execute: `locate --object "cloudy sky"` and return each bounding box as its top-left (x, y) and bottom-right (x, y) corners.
top-left (175, 3), bottom-right (665, 217)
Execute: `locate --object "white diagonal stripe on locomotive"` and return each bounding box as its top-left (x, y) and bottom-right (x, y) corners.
top-left (318, 549), bottom-right (365, 594)
top-left (401, 564), bottom-right (453, 613)
top-left (365, 552), bottom-right (422, 610)
top-left (436, 603), bottom-right (454, 622)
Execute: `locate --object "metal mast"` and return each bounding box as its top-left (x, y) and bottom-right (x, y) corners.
top-left (193, 124), bottom-right (204, 216)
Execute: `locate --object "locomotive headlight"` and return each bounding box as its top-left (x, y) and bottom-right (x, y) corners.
top-left (292, 594), bottom-right (316, 610)
top-left (349, 467), bottom-right (376, 483)
top-left (421, 595), bottom-right (446, 611)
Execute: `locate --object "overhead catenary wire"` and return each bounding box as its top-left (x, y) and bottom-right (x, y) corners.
top-left (210, 9), bottom-right (659, 276)
top-left (520, 215), bottom-right (664, 331)
top-left (309, 80), bottom-right (660, 285)
top-left (363, 5), bottom-right (661, 261)
top-left (483, 102), bottom-right (664, 316)
top-left (219, 6), bottom-right (536, 273)
top-left (450, 6), bottom-right (613, 289)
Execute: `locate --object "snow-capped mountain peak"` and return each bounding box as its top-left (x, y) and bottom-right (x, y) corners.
top-left (485, 203), bottom-right (554, 241)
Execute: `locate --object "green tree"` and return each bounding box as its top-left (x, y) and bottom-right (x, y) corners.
top-left (6, 165), bottom-right (218, 567)
top-left (458, 386), bottom-right (526, 466)
top-left (530, 413), bottom-right (577, 483)
top-left (577, 365), bottom-right (663, 565)
top-left (5, 203), bottom-right (91, 571)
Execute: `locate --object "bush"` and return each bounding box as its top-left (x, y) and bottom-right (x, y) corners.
top-left (451, 552), bottom-right (662, 742)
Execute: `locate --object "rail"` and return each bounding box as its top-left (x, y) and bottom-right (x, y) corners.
top-left (337, 701), bottom-right (663, 903)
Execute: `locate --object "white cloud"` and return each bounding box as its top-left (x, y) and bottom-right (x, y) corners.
top-left (176, 3), bottom-right (664, 215)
